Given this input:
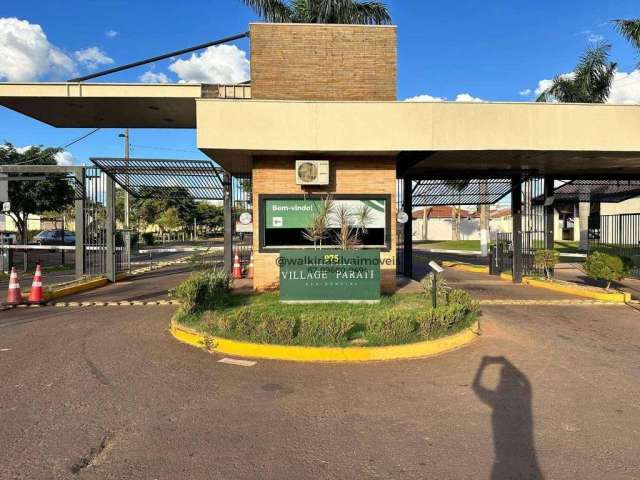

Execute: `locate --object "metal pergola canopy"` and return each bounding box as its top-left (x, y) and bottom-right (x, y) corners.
top-left (412, 178), bottom-right (513, 206)
top-left (535, 179), bottom-right (640, 204)
top-left (90, 157), bottom-right (224, 200)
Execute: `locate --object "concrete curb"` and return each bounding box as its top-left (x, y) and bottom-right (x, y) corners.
top-left (437, 261), bottom-right (630, 304)
top-left (169, 320), bottom-right (480, 363)
top-left (441, 261), bottom-right (490, 274)
top-left (44, 277), bottom-right (109, 301)
top-left (521, 277), bottom-right (631, 303)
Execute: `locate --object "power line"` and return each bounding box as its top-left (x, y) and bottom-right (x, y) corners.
top-left (13, 128), bottom-right (102, 165)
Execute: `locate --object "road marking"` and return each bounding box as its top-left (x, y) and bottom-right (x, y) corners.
top-left (479, 299), bottom-right (622, 306)
top-left (218, 357), bottom-right (256, 367)
top-left (1, 348), bottom-right (11, 352)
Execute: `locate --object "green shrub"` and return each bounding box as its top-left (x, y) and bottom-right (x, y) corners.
top-left (584, 251), bottom-right (626, 290)
top-left (297, 314), bottom-right (355, 346)
top-left (366, 311), bottom-right (418, 345)
top-left (420, 272), bottom-right (448, 301)
top-left (179, 289), bottom-right (480, 347)
top-left (141, 232), bottom-right (155, 246)
top-left (205, 308), bottom-right (296, 345)
top-left (171, 268), bottom-right (232, 313)
top-left (534, 249), bottom-right (560, 279)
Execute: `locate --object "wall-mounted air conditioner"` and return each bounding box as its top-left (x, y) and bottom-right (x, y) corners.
top-left (295, 160), bottom-right (330, 186)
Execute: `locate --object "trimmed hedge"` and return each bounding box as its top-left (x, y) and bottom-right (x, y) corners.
top-left (175, 288), bottom-right (479, 347)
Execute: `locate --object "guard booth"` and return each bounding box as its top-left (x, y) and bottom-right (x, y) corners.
top-left (2, 22), bottom-right (640, 292)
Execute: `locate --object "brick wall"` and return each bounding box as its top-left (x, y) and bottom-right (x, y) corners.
top-left (250, 23), bottom-right (397, 101)
top-left (252, 156), bottom-right (397, 293)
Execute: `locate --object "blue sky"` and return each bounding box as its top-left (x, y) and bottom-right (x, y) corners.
top-left (1, 0), bottom-right (640, 166)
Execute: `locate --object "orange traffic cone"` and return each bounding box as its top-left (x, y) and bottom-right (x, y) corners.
top-left (247, 252), bottom-right (254, 280)
top-left (6, 267), bottom-right (23, 306)
top-left (28, 263), bottom-right (45, 305)
top-left (232, 250), bottom-right (242, 279)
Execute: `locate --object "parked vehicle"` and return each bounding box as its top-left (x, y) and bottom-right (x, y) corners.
top-left (31, 229), bottom-right (75, 246)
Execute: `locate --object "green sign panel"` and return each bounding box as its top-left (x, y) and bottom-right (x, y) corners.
top-left (265, 198), bottom-right (386, 229)
top-left (279, 249), bottom-right (381, 303)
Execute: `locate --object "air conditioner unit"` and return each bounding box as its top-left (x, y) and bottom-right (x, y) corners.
top-left (295, 160), bottom-right (330, 186)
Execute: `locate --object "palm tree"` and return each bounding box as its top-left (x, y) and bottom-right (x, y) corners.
top-left (536, 43), bottom-right (617, 103)
top-left (537, 44), bottom-right (617, 251)
top-left (614, 19), bottom-right (640, 57)
top-left (241, 0), bottom-right (391, 25)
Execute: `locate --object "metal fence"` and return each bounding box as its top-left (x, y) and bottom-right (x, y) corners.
top-left (521, 177), bottom-right (545, 277)
top-left (232, 175), bottom-right (253, 276)
top-left (396, 178), bottom-right (405, 275)
top-left (590, 213), bottom-right (640, 276)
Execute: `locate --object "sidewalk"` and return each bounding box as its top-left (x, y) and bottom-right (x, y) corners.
top-left (414, 258), bottom-right (585, 301)
top-left (554, 263), bottom-right (640, 301)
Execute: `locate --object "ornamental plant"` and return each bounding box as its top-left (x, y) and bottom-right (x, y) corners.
top-left (533, 249), bottom-right (560, 279)
top-left (583, 251), bottom-right (626, 290)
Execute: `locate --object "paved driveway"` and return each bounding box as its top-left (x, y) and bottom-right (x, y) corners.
top-left (1, 295), bottom-right (639, 479)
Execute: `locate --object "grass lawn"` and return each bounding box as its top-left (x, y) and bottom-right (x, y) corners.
top-left (414, 239), bottom-right (582, 255)
top-left (174, 291), bottom-right (478, 347)
top-left (553, 241), bottom-right (580, 254)
top-left (414, 240), bottom-right (481, 251)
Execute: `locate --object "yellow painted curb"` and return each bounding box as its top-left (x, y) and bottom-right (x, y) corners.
top-left (441, 261), bottom-right (490, 274)
top-left (522, 277), bottom-right (631, 303)
top-left (170, 321), bottom-right (480, 363)
top-left (499, 273), bottom-right (513, 282)
top-left (44, 277), bottom-right (109, 301)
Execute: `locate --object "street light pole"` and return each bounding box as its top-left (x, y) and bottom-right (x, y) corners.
top-left (123, 129), bottom-right (130, 229)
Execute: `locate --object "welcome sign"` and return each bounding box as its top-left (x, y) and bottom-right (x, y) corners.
top-left (279, 249), bottom-right (381, 303)
top-left (265, 199), bottom-right (386, 230)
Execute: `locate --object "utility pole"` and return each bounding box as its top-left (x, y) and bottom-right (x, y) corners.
top-left (119, 129), bottom-right (130, 229)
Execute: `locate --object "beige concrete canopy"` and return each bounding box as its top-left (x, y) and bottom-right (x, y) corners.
top-left (0, 83), bottom-right (204, 128)
top-left (196, 99), bottom-right (640, 176)
top-left (2, 83), bottom-right (640, 177)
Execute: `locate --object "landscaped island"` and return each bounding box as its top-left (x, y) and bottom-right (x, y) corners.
top-left (170, 269), bottom-right (479, 348)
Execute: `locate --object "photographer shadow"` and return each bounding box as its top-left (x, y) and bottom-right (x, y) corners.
top-left (472, 356), bottom-right (543, 479)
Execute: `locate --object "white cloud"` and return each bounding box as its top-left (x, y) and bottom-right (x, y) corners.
top-left (105, 29), bottom-right (118, 38)
top-left (74, 46), bottom-right (114, 71)
top-left (54, 151), bottom-right (74, 166)
top-left (608, 70), bottom-right (640, 104)
top-left (168, 44), bottom-right (250, 84)
top-left (15, 145), bottom-right (33, 154)
top-left (519, 88), bottom-right (532, 97)
top-left (587, 33), bottom-right (604, 44)
top-left (532, 70), bottom-right (640, 104)
top-left (404, 94), bottom-right (445, 102)
top-left (404, 92), bottom-right (485, 102)
top-left (138, 70), bottom-right (170, 83)
top-left (0, 17), bottom-right (75, 81)
top-left (454, 93), bottom-right (484, 102)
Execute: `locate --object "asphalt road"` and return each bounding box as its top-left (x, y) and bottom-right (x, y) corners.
top-left (1, 291), bottom-right (640, 478)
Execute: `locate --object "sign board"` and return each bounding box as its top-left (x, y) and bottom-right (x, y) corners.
top-left (235, 220), bottom-right (253, 234)
top-left (397, 211), bottom-right (409, 224)
top-left (265, 198), bottom-right (386, 230)
top-left (279, 249), bottom-right (381, 303)
top-left (239, 212), bottom-right (252, 225)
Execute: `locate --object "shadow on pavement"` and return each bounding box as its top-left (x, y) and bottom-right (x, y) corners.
top-left (472, 356), bottom-right (543, 480)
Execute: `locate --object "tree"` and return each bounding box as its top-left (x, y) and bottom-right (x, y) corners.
top-left (614, 19), bottom-right (640, 59)
top-left (537, 44), bottom-right (617, 250)
top-left (196, 202), bottom-right (224, 233)
top-left (133, 186), bottom-right (198, 230)
top-left (0, 144), bottom-right (75, 243)
top-left (536, 44), bottom-right (616, 103)
top-left (242, 0), bottom-right (391, 24)
top-left (156, 207), bottom-right (185, 233)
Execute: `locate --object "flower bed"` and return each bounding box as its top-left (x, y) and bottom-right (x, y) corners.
top-left (171, 271), bottom-right (479, 347)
